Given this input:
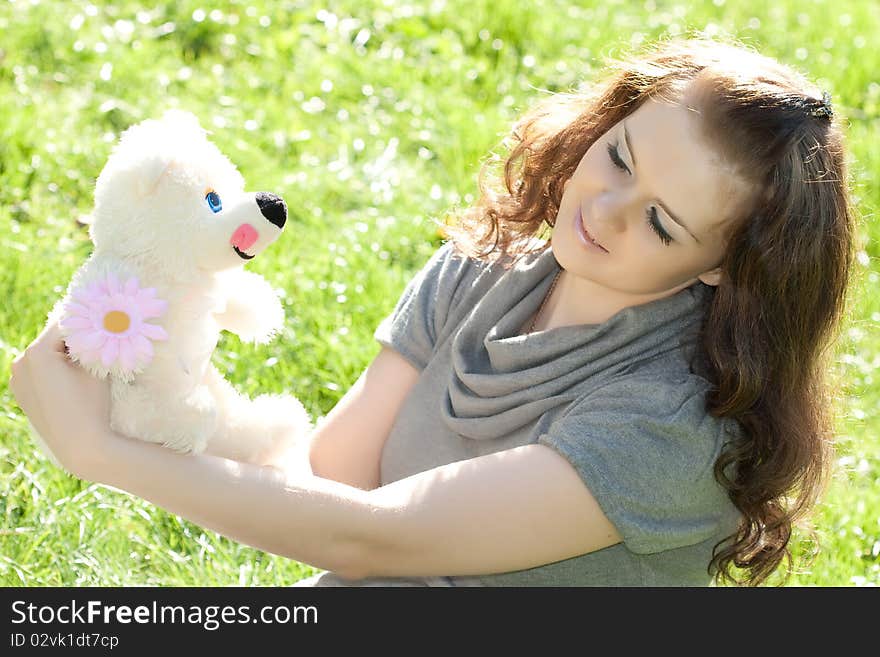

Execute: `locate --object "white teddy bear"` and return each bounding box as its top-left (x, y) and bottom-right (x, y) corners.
top-left (43, 110), bottom-right (311, 466)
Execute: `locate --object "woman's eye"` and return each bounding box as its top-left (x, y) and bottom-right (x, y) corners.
top-left (606, 142), bottom-right (631, 174)
top-left (206, 190), bottom-right (222, 213)
top-left (647, 207), bottom-right (673, 246)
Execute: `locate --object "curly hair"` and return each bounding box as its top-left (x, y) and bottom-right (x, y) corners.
top-left (443, 37), bottom-right (858, 586)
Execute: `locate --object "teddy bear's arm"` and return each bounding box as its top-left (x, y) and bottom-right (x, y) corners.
top-left (213, 269), bottom-right (284, 344)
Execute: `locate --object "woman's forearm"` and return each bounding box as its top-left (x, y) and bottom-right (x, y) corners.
top-left (97, 428), bottom-right (379, 580)
top-left (8, 322), bottom-right (391, 580)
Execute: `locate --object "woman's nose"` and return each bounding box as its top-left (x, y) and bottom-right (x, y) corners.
top-left (592, 190), bottom-right (631, 231)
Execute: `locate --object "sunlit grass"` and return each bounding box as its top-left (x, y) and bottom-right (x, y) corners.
top-left (1, 0), bottom-right (877, 586)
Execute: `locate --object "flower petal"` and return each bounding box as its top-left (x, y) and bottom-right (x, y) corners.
top-left (136, 288), bottom-right (160, 306)
top-left (85, 282), bottom-right (104, 299)
top-left (100, 338), bottom-right (120, 368)
top-left (64, 301), bottom-right (92, 318)
top-left (131, 334), bottom-right (154, 364)
top-left (139, 298), bottom-right (168, 319)
top-left (60, 315), bottom-right (93, 331)
top-left (66, 330), bottom-right (107, 353)
top-left (110, 274), bottom-right (125, 296)
top-left (118, 339), bottom-right (136, 372)
top-left (124, 277), bottom-right (140, 296)
top-left (73, 347), bottom-right (102, 368)
top-left (101, 338), bottom-right (120, 368)
top-left (88, 307), bottom-right (107, 328)
top-left (140, 323), bottom-right (169, 341)
top-left (107, 294), bottom-right (127, 311)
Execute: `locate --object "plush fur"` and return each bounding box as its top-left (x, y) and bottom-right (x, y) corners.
top-left (44, 110), bottom-right (311, 465)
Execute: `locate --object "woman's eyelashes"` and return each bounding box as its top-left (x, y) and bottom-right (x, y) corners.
top-left (647, 207), bottom-right (673, 246)
top-left (606, 141), bottom-right (631, 174)
top-left (606, 140), bottom-right (674, 246)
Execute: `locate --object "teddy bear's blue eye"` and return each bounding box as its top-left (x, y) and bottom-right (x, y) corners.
top-left (206, 190), bottom-right (222, 213)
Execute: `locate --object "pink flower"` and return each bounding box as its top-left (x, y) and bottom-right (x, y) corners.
top-left (60, 273), bottom-right (168, 374)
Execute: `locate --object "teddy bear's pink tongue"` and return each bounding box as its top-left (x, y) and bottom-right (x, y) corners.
top-left (230, 224), bottom-right (258, 252)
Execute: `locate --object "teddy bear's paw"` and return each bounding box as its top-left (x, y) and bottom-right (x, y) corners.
top-left (215, 270), bottom-right (284, 344)
top-left (111, 413), bottom-right (213, 455)
top-left (252, 299), bottom-right (285, 344)
top-left (239, 291), bottom-right (284, 344)
top-left (234, 393), bottom-right (312, 466)
top-left (157, 428), bottom-right (211, 455)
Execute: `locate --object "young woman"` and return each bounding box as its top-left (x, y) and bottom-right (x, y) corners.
top-left (10, 37), bottom-right (857, 586)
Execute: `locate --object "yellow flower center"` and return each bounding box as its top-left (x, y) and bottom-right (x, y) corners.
top-left (103, 310), bottom-right (131, 334)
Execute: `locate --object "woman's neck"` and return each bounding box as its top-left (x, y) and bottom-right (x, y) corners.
top-left (532, 270), bottom-right (696, 331)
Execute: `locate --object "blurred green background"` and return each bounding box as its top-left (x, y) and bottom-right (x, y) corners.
top-left (0, 0), bottom-right (877, 585)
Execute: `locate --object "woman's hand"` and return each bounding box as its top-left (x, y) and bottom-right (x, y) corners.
top-left (9, 319), bottom-right (113, 479)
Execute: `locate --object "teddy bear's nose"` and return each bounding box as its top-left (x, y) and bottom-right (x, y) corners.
top-left (256, 192), bottom-right (287, 229)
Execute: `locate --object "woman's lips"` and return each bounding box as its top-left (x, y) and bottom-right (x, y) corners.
top-left (576, 208), bottom-right (609, 253)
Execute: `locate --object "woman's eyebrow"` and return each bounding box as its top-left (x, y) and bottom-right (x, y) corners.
top-left (622, 121), bottom-right (701, 245)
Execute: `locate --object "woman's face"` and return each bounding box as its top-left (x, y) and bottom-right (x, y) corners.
top-left (551, 94), bottom-right (750, 298)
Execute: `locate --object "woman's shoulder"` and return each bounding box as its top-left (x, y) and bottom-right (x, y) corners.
top-left (417, 239), bottom-right (486, 280)
top-left (537, 369), bottom-right (742, 555)
top-left (568, 369), bottom-right (707, 407)
top-left (418, 238), bottom-right (548, 298)
top-left (562, 370), bottom-right (741, 444)
top-left (432, 236), bottom-right (550, 269)
top-left (375, 239), bottom-right (515, 368)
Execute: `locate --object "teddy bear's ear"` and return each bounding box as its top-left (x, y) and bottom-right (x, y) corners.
top-left (131, 156), bottom-right (173, 197)
top-left (96, 110), bottom-right (213, 202)
top-left (95, 154), bottom-right (167, 201)
top-left (160, 109), bottom-right (205, 135)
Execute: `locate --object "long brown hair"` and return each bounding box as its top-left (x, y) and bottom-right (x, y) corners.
top-left (444, 37), bottom-right (858, 586)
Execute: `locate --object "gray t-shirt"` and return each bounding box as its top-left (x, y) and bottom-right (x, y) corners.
top-left (303, 242), bottom-right (744, 587)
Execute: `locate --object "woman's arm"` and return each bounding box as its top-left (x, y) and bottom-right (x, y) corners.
top-left (10, 322), bottom-right (622, 580)
top-left (105, 436), bottom-right (621, 580)
top-left (307, 347), bottom-right (420, 490)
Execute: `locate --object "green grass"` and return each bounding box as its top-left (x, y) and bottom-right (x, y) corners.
top-left (1, 0), bottom-right (877, 586)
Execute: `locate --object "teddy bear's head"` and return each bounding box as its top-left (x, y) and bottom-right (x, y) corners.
top-left (89, 110), bottom-right (286, 279)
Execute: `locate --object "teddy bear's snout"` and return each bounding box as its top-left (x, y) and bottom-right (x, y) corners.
top-left (255, 192), bottom-right (287, 229)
